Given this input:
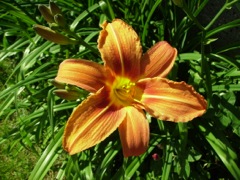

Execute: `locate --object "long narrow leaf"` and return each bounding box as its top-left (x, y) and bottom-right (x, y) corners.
top-left (198, 124), bottom-right (240, 179)
top-left (29, 127), bottom-right (64, 180)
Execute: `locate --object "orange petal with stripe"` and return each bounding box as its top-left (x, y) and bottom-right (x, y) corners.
top-left (137, 77), bottom-right (207, 122)
top-left (98, 19), bottom-right (142, 79)
top-left (141, 41), bottom-right (177, 78)
top-left (63, 88), bottom-right (126, 155)
top-left (55, 59), bottom-right (105, 93)
top-left (118, 107), bottom-right (149, 157)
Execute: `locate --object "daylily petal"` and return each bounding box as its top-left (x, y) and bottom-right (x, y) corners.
top-left (141, 41), bottom-right (177, 78)
top-left (118, 106), bottom-right (149, 157)
top-left (137, 78), bottom-right (207, 122)
top-left (98, 19), bottom-right (142, 79)
top-left (55, 59), bottom-right (105, 93)
top-left (63, 88), bottom-right (126, 155)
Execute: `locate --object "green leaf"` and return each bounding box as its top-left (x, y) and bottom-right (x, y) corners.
top-left (112, 136), bottom-right (162, 180)
top-left (70, 3), bottom-right (100, 32)
top-left (0, 71), bottom-right (56, 100)
top-left (161, 143), bottom-right (173, 180)
top-left (209, 53), bottom-right (240, 69)
top-left (29, 127), bottom-right (64, 180)
top-left (198, 123), bottom-right (240, 179)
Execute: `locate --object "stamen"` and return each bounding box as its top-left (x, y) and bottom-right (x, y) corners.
top-left (114, 82), bottom-right (136, 104)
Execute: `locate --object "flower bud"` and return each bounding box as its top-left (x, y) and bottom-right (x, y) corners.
top-left (54, 89), bottom-right (80, 100)
top-left (49, 79), bottom-right (65, 89)
top-left (49, 1), bottom-right (62, 16)
top-left (54, 14), bottom-right (67, 28)
top-left (33, 24), bottom-right (78, 45)
top-left (38, 5), bottom-right (55, 23)
top-left (152, 153), bottom-right (160, 161)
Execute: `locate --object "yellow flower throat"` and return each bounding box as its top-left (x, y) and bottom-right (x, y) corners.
top-left (110, 77), bottom-right (136, 106)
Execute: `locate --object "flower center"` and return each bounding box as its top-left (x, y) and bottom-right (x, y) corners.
top-left (115, 82), bottom-right (136, 102)
top-left (110, 77), bottom-right (137, 106)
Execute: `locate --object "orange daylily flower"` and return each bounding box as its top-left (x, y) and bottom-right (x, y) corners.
top-left (55, 19), bottom-right (207, 157)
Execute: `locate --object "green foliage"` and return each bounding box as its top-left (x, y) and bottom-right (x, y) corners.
top-left (0, 0), bottom-right (240, 179)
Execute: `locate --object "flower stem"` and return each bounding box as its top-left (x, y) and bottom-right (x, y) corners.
top-left (205, 0), bottom-right (239, 30)
top-left (63, 28), bottom-right (99, 56)
top-left (200, 31), bottom-right (212, 104)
